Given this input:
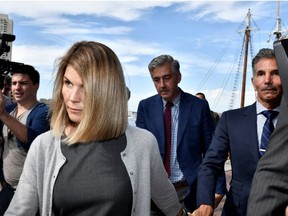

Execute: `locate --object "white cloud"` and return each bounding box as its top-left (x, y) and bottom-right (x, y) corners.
top-left (40, 25), bottom-right (133, 36)
top-left (1, 1), bottom-right (175, 21)
top-left (11, 45), bottom-right (66, 67)
top-left (176, 1), bottom-right (268, 23)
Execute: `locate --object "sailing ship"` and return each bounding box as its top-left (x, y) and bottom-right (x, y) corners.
top-left (195, 1), bottom-right (288, 113)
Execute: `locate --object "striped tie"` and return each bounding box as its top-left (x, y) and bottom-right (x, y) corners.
top-left (259, 110), bottom-right (279, 157)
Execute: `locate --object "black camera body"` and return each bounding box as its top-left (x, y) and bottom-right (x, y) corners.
top-left (0, 33), bottom-right (27, 75)
top-left (0, 33), bottom-right (15, 56)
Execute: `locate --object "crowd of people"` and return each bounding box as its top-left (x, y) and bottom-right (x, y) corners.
top-left (0, 40), bottom-right (287, 216)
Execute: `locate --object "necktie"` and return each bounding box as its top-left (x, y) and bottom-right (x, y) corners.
top-left (259, 110), bottom-right (279, 157)
top-left (164, 101), bottom-right (173, 176)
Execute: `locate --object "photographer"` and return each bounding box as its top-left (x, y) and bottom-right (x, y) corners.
top-left (0, 65), bottom-right (50, 214)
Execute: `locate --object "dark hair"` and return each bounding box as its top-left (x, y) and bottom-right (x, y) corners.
top-left (252, 48), bottom-right (275, 76)
top-left (126, 87), bottom-right (131, 100)
top-left (3, 75), bottom-right (11, 85)
top-left (195, 92), bottom-right (206, 100)
top-left (11, 65), bottom-right (40, 84)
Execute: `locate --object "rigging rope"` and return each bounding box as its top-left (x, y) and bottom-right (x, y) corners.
top-left (196, 11), bottom-right (258, 112)
top-left (228, 34), bottom-right (245, 109)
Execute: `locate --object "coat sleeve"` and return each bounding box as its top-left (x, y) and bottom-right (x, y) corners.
top-left (197, 112), bottom-right (229, 207)
top-left (202, 101), bottom-right (227, 196)
top-left (17, 103), bottom-right (50, 150)
top-left (149, 134), bottom-right (181, 216)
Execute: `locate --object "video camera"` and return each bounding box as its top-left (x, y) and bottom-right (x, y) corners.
top-left (0, 33), bottom-right (26, 75)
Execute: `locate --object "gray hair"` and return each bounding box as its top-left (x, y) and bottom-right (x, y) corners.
top-left (148, 55), bottom-right (180, 75)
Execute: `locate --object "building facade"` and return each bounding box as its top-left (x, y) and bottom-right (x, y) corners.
top-left (0, 14), bottom-right (13, 60)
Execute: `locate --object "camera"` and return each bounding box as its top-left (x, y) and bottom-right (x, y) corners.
top-left (0, 33), bottom-right (27, 75)
top-left (0, 33), bottom-right (15, 42)
top-left (0, 33), bottom-right (15, 56)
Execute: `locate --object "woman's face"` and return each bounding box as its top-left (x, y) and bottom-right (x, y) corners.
top-left (62, 65), bottom-right (84, 124)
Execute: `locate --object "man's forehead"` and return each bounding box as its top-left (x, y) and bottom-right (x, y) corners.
top-left (11, 73), bottom-right (30, 81)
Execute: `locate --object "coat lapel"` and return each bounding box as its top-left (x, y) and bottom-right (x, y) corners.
top-left (177, 91), bottom-right (191, 146)
top-left (242, 103), bottom-right (260, 161)
top-left (153, 95), bottom-right (166, 155)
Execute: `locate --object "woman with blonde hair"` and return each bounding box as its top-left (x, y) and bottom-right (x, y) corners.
top-left (5, 41), bottom-right (186, 216)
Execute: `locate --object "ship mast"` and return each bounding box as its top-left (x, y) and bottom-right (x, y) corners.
top-left (274, 0), bottom-right (282, 40)
top-left (240, 9), bottom-right (251, 108)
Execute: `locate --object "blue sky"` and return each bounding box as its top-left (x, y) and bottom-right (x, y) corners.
top-left (1, 1), bottom-right (287, 113)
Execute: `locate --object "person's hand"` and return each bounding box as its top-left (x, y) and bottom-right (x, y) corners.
top-left (191, 204), bottom-right (213, 216)
top-left (214, 193), bottom-right (224, 208)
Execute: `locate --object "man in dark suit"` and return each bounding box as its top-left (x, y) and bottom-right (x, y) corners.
top-left (246, 97), bottom-right (288, 216)
top-left (136, 55), bottom-right (226, 214)
top-left (246, 39), bottom-right (288, 216)
top-left (192, 48), bottom-right (283, 216)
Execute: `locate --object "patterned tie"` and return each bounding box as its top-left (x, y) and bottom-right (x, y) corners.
top-left (259, 110), bottom-right (279, 157)
top-left (164, 101), bottom-right (173, 176)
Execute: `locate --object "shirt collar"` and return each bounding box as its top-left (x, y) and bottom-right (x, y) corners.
top-left (162, 92), bottom-right (181, 106)
top-left (256, 100), bottom-right (280, 115)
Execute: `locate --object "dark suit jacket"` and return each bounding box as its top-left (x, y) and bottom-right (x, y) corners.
top-left (197, 103), bottom-right (260, 216)
top-left (247, 97), bottom-right (288, 216)
top-left (136, 89), bottom-right (226, 211)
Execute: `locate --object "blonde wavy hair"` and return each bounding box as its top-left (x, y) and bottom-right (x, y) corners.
top-left (50, 41), bottom-right (128, 144)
